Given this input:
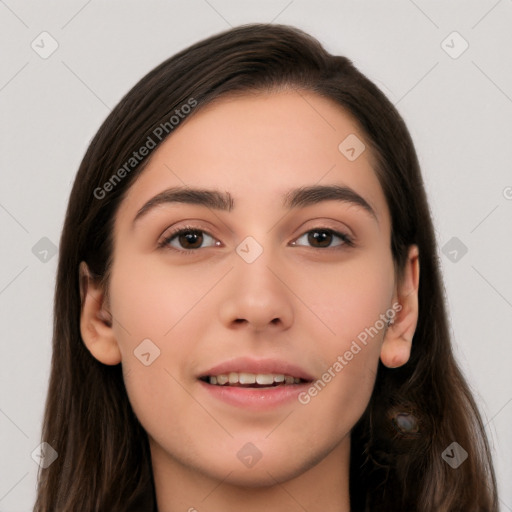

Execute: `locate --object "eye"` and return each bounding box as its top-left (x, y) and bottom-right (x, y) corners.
top-left (291, 228), bottom-right (354, 249)
top-left (159, 226), bottom-right (354, 253)
top-left (160, 226), bottom-right (220, 252)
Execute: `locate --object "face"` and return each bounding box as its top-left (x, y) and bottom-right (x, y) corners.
top-left (106, 90), bottom-right (398, 486)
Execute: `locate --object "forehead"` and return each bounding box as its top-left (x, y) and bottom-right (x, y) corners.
top-left (117, 90), bottom-right (389, 229)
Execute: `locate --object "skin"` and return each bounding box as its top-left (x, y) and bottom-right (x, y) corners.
top-left (80, 90), bottom-right (419, 512)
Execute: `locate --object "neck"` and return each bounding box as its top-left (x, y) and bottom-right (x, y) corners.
top-left (150, 436), bottom-right (351, 512)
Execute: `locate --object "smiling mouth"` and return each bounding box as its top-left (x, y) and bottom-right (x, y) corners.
top-left (199, 372), bottom-right (311, 388)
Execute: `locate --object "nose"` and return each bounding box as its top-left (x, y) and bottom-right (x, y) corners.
top-left (218, 245), bottom-right (294, 333)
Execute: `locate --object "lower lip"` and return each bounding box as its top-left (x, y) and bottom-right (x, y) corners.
top-left (198, 380), bottom-right (310, 410)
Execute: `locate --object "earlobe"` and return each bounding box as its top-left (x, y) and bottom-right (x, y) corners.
top-left (79, 262), bottom-right (122, 365)
top-left (380, 245), bottom-right (420, 369)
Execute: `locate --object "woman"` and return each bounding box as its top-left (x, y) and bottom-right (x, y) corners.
top-left (34, 23), bottom-right (498, 511)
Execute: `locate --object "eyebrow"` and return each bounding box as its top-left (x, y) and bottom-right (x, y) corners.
top-left (132, 184), bottom-right (378, 225)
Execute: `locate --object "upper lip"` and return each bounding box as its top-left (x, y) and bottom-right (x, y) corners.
top-left (199, 357), bottom-right (315, 381)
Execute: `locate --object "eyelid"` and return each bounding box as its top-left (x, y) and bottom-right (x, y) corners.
top-left (158, 224), bottom-right (221, 250)
top-left (291, 218), bottom-right (355, 242)
top-left (291, 229), bottom-right (354, 248)
top-left (158, 218), bottom-right (219, 241)
top-left (158, 222), bottom-right (355, 253)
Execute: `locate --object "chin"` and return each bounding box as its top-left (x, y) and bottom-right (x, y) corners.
top-left (198, 451), bottom-right (316, 489)
top-left (218, 467), bottom-right (301, 489)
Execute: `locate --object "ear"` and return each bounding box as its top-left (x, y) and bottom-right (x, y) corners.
top-left (79, 261), bottom-right (122, 365)
top-left (380, 245), bottom-right (420, 368)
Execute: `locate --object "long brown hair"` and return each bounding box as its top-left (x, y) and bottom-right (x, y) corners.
top-left (35, 23), bottom-right (498, 511)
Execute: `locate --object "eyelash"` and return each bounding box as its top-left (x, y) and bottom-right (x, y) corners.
top-left (158, 225), bottom-right (355, 254)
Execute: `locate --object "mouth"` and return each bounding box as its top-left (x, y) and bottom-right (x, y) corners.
top-left (199, 372), bottom-right (311, 388)
top-left (197, 357), bottom-right (315, 409)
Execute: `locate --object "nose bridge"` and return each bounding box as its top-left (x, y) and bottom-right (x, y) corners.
top-left (236, 239), bottom-right (280, 293)
top-left (218, 235), bottom-right (294, 331)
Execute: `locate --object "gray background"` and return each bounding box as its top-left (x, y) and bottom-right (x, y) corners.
top-left (1, 0), bottom-right (511, 510)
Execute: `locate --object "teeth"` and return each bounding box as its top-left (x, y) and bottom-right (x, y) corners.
top-left (256, 374), bottom-right (274, 385)
top-left (239, 372), bottom-right (256, 385)
top-left (216, 374), bottom-right (229, 385)
top-left (206, 372), bottom-right (303, 386)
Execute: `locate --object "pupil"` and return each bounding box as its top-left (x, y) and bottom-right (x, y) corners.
top-left (180, 231), bottom-right (202, 249)
top-left (309, 230), bottom-right (331, 247)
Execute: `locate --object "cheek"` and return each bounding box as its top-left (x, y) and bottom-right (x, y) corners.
top-left (121, 357), bottom-right (212, 475)
top-left (284, 253), bottom-right (394, 434)
top-left (108, 253), bottom-right (224, 350)
top-left (299, 250), bottom-right (395, 345)
top-left (107, 254), bottom-right (225, 442)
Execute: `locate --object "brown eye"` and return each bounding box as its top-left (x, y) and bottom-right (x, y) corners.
top-left (308, 230), bottom-right (333, 247)
top-left (292, 228), bottom-right (353, 249)
top-left (162, 228), bottom-right (218, 251)
top-left (176, 230), bottom-right (203, 249)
